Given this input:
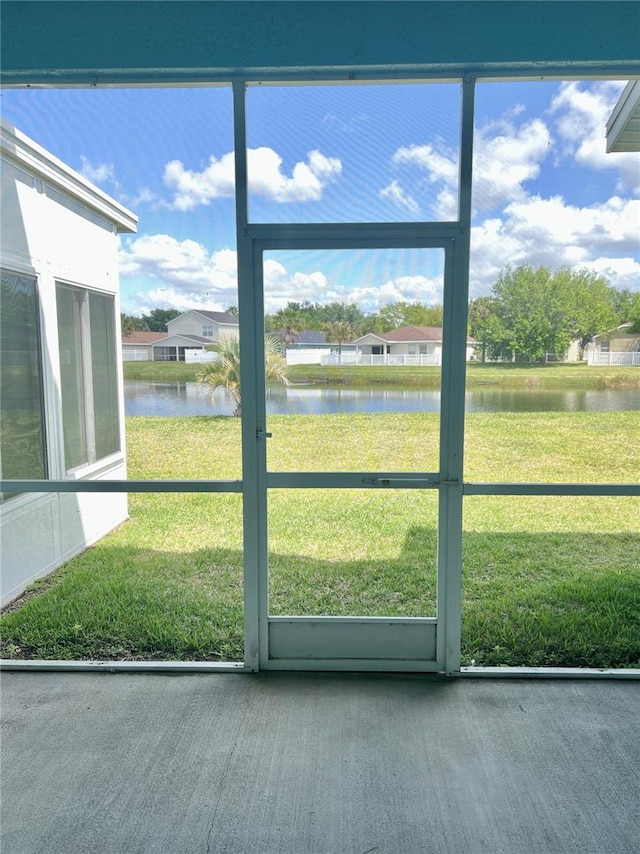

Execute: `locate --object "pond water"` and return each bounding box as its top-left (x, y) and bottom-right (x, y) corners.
top-left (124, 381), bottom-right (640, 417)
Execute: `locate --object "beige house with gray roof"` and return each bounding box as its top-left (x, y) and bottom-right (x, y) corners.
top-left (150, 309), bottom-right (239, 361)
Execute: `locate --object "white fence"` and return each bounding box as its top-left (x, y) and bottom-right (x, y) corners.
top-left (321, 353), bottom-right (441, 367)
top-left (587, 351), bottom-right (640, 367)
top-left (122, 349), bottom-right (150, 361)
top-left (185, 349), bottom-right (216, 364)
top-left (286, 349), bottom-right (331, 365)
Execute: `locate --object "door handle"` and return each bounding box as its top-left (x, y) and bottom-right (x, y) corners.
top-left (363, 477), bottom-right (441, 488)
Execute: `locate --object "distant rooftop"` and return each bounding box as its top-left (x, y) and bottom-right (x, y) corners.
top-left (168, 309), bottom-right (238, 325)
top-left (378, 325), bottom-right (446, 342)
top-left (122, 331), bottom-right (166, 344)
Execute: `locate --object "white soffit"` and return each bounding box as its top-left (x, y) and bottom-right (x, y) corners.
top-left (606, 80), bottom-right (640, 152)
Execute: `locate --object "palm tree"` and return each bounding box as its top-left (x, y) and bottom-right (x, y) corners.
top-left (197, 334), bottom-right (289, 417)
top-left (273, 306), bottom-right (302, 346)
top-left (323, 320), bottom-right (356, 365)
top-left (121, 313), bottom-right (149, 335)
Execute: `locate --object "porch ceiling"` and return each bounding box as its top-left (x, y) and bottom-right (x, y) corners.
top-left (2, 2), bottom-right (639, 84)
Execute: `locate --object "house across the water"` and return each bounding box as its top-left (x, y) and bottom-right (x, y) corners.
top-left (586, 323), bottom-right (640, 366)
top-left (150, 309), bottom-right (239, 362)
top-left (351, 325), bottom-right (477, 366)
top-left (122, 331), bottom-right (167, 361)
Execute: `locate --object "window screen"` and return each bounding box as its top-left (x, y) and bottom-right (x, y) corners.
top-left (0, 269), bottom-right (47, 496)
top-left (56, 283), bottom-right (120, 472)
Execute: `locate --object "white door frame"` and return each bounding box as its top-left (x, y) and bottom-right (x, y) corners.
top-left (234, 80), bottom-right (475, 673)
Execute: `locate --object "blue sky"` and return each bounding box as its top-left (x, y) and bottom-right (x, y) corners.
top-left (1, 80), bottom-right (638, 315)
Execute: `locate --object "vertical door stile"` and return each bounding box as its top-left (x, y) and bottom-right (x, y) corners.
top-left (233, 81), bottom-right (261, 671)
top-left (438, 77), bottom-right (475, 676)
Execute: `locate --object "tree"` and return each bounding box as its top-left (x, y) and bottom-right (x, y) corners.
top-left (491, 266), bottom-right (574, 362)
top-left (467, 297), bottom-right (506, 363)
top-left (610, 288), bottom-right (637, 324)
top-left (627, 292), bottom-right (640, 335)
top-left (477, 265), bottom-right (622, 363)
top-left (120, 313), bottom-right (149, 335)
top-left (225, 305), bottom-right (239, 316)
top-left (272, 305), bottom-right (302, 345)
top-left (197, 335), bottom-right (288, 417)
top-left (141, 308), bottom-right (181, 331)
top-left (323, 320), bottom-right (357, 365)
top-left (315, 301), bottom-right (368, 334)
top-left (376, 301), bottom-right (443, 331)
top-left (552, 267), bottom-right (618, 358)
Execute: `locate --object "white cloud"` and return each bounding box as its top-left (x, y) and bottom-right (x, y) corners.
top-left (392, 142), bottom-right (459, 185)
top-left (347, 276), bottom-right (442, 312)
top-left (163, 152), bottom-right (235, 210)
top-left (163, 147), bottom-right (342, 210)
top-left (119, 234), bottom-right (238, 313)
top-left (323, 111), bottom-right (370, 134)
top-left (79, 156), bottom-right (157, 209)
top-left (473, 118), bottom-right (551, 212)
top-left (387, 116), bottom-right (551, 217)
top-left (469, 194), bottom-right (640, 296)
top-left (504, 195), bottom-right (639, 254)
top-left (588, 256), bottom-right (640, 291)
top-left (80, 156), bottom-right (117, 186)
top-left (262, 260), bottom-right (335, 313)
top-left (263, 264), bottom-right (443, 315)
top-left (126, 187), bottom-right (157, 208)
top-left (549, 81), bottom-right (640, 194)
top-left (379, 180), bottom-right (421, 216)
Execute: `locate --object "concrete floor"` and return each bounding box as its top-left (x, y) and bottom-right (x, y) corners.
top-left (1, 672), bottom-right (638, 854)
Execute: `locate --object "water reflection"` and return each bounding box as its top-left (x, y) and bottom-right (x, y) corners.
top-left (125, 381), bottom-right (640, 417)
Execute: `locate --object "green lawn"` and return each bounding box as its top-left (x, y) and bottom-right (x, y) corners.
top-left (1, 411), bottom-right (639, 667)
top-left (124, 359), bottom-right (640, 390)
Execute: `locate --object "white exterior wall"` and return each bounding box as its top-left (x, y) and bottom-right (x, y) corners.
top-left (602, 333), bottom-right (640, 353)
top-left (1, 121), bottom-right (136, 605)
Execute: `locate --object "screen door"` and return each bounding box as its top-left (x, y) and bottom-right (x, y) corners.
top-left (242, 233), bottom-right (461, 671)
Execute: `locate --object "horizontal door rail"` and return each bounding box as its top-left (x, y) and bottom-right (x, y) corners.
top-left (0, 479), bottom-right (243, 493)
top-left (3, 480), bottom-right (637, 497)
top-left (248, 222), bottom-right (460, 245)
top-left (464, 482), bottom-right (640, 497)
top-left (267, 472), bottom-right (441, 489)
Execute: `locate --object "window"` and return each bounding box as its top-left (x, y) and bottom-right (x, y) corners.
top-left (0, 269), bottom-right (47, 497)
top-left (202, 325), bottom-right (214, 337)
top-left (154, 346), bottom-right (177, 361)
top-left (56, 283), bottom-right (120, 472)
top-left (600, 340), bottom-right (610, 353)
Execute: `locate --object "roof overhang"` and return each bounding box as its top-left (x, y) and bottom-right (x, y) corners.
top-left (606, 80), bottom-right (640, 152)
top-left (0, 118), bottom-right (138, 232)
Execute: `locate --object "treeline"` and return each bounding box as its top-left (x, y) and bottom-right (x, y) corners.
top-left (468, 266), bottom-right (640, 363)
top-left (264, 300), bottom-right (444, 341)
top-left (121, 308), bottom-right (182, 334)
top-left (122, 300), bottom-right (444, 338)
top-left (122, 266), bottom-right (639, 362)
